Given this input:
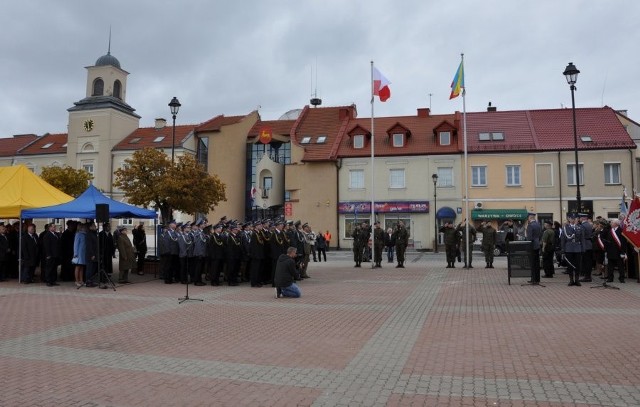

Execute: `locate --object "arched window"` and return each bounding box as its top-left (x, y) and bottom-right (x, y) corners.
top-left (92, 78), bottom-right (104, 96)
top-left (81, 143), bottom-right (95, 152)
top-left (113, 80), bottom-right (122, 99)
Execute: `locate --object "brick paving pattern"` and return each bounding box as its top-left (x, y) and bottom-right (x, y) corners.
top-left (1, 252), bottom-right (639, 406)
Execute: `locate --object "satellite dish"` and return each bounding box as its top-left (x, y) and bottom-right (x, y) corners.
top-left (278, 109), bottom-right (303, 120)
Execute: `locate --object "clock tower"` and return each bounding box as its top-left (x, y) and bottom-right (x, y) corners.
top-left (67, 47), bottom-right (140, 194)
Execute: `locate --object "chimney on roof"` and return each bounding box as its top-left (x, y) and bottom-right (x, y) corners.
top-left (417, 108), bottom-right (430, 118)
top-left (154, 118), bottom-right (167, 129)
top-left (487, 102), bottom-right (497, 112)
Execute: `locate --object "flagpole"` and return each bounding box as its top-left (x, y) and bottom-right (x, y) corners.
top-left (461, 53), bottom-right (470, 266)
top-left (370, 61), bottom-right (376, 269)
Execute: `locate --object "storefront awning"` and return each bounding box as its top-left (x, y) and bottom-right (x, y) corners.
top-left (471, 209), bottom-right (528, 221)
top-left (436, 206), bottom-right (456, 219)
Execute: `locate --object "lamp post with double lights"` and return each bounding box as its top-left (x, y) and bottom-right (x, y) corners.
top-left (432, 173), bottom-right (439, 253)
top-left (168, 96), bottom-right (181, 164)
top-left (563, 62), bottom-right (581, 213)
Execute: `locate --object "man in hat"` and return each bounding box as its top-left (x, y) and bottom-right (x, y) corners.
top-left (525, 212), bottom-right (542, 284)
top-left (132, 221), bottom-right (147, 276)
top-left (372, 221), bottom-right (385, 268)
top-left (270, 220), bottom-right (288, 284)
top-left (98, 222), bottom-right (116, 288)
top-left (541, 220), bottom-right (555, 278)
top-left (224, 223), bottom-right (242, 286)
top-left (248, 221), bottom-right (265, 287)
top-left (21, 224), bottom-right (39, 284)
top-left (578, 213), bottom-right (593, 282)
top-left (260, 219), bottom-right (273, 284)
top-left (351, 222), bottom-right (366, 268)
top-left (393, 220), bottom-right (410, 268)
top-left (561, 213), bottom-right (585, 286)
top-left (177, 223), bottom-right (194, 284)
top-left (160, 220), bottom-right (179, 284)
top-left (440, 221), bottom-right (458, 268)
top-left (208, 223), bottom-right (226, 286)
top-left (192, 220), bottom-right (207, 286)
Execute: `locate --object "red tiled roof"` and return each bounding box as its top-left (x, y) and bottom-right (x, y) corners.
top-left (529, 107), bottom-right (635, 150)
top-left (247, 119), bottom-right (296, 139)
top-left (466, 107), bottom-right (635, 153)
top-left (336, 113), bottom-right (460, 158)
top-left (0, 134), bottom-right (39, 157)
top-left (17, 133), bottom-right (68, 155)
top-left (293, 105), bottom-right (356, 161)
top-left (113, 124), bottom-right (196, 151)
top-left (195, 114), bottom-right (246, 133)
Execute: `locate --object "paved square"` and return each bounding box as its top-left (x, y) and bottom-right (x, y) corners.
top-left (1, 252), bottom-right (639, 406)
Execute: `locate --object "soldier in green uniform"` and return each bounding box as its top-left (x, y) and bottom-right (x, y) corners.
top-left (392, 220), bottom-right (409, 268)
top-left (372, 221), bottom-right (385, 268)
top-left (440, 221), bottom-right (458, 268)
top-left (351, 222), bottom-right (366, 267)
top-left (541, 220), bottom-right (555, 278)
top-left (478, 221), bottom-right (497, 268)
top-left (456, 220), bottom-right (477, 268)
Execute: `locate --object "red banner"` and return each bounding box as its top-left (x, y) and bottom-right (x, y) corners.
top-left (622, 196), bottom-right (640, 248)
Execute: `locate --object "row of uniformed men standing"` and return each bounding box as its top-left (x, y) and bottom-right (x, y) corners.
top-left (158, 218), bottom-right (312, 287)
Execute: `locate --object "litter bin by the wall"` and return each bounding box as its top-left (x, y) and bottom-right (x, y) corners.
top-left (507, 241), bottom-right (532, 285)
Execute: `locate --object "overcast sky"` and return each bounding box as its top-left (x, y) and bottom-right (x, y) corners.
top-left (1, 0), bottom-right (637, 137)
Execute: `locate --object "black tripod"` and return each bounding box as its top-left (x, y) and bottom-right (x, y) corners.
top-left (591, 270), bottom-right (620, 290)
top-left (179, 256), bottom-right (202, 304)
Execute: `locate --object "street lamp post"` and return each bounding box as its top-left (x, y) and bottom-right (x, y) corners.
top-left (563, 62), bottom-right (581, 213)
top-left (432, 173), bottom-right (439, 253)
top-left (168, 96), bottom-right (181, 164)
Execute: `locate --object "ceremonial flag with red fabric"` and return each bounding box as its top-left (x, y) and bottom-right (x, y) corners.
top-left (372, 67), bottom-right (391, 102)
top-left (622, 195), bottom-right (640, 248)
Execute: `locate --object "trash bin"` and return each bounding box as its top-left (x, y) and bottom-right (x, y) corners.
top-left (507, 241), bottom-right (532, 285)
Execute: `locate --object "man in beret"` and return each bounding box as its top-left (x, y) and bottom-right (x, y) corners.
top-left (372, 221), bottom-right (385, 268)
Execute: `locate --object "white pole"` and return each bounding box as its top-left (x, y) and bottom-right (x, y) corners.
top-left (461, 53), bottom-right (470, 265)
top-left (370, 61), bottom-right (376, 269)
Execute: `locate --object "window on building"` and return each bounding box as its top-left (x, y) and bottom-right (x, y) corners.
top-left (344, 215), bottom-right (371, 239)
top-left (567, 163), bottom-right (584, 186)
top-left (471, 166), bottom-right (487, 186)
top-left (82, 163), bottom-right (94, 175)
top-left (129, 137), bottom-right (142, 144)
top-left (153, 136), bottom-right (165, 143)
top-left (478, 132), bottom-right (490, 141)
top-left (439, 131), bottom-right (451, 146)
top-left (392, 133), bottom-right (404, 147)
top-left (284, 190), bottom-right (292, 202)
top-left (506, 165), bottom-right (521, 186)
top-left (492, 132), bottom-right (504, 140)
top-left (113, 80), bottom-right (122, 99)
top-left (535, 163), bottom-right (553, 187)
top-left (349, 169), bottom-right (365, 189)
top-left (437, 167), bottom-right (453, 187)
top-left (41, 142), bottom-right (54, 149)
top-left (262, 176), bottom-right (272, 198)
top-left (92, 78), bottom-right (104, 96)
top-left (607, 212), bottom-right (621, 219)
top-left (119, 218), bottom-right (134, 226)
top-left (580, 135), bottom-right (592, 142)
top-left (300, 136), bottom-right (311, 144)
top-left (389, 169), bottom-right (405, 188)
top-left (316, 136), bottom-right (327, 144)
top-left (353, 134), bottom-right (365, 149)
top-left (604, 163), bottom-right (621, 185)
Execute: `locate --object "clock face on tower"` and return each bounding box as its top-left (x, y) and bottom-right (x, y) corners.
top-left (83, 119), bottom-right (94, 132)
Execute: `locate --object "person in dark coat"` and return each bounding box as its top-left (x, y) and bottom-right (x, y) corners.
top-left (561, 213), bottom-right (585, 286)
top-left (351, 222), bottom-right (368, 268)
top-left (603, 219), bottom-right (627, 283)
top-left (21, 224), bottom-right (39, 284)
top-left (456, 220), bottom-right (476, 268)
top-left (440, 222), bottom-right (458, 268)
top-left (578, 214), bottom-right (594, 282)
top-left (84, 222), bottom-right (98, 287)
top-left (132, 222), bottom-right (147, 276)
top-left (98, 223), bottom-right (116, 288)
top-left (525, 212), bottom-right (542, 284)
top-left (541, 220), bottom-right (555, 278)
top-left (60, 220), bottom-right (77, 281)
top-left (42, 223), bottom-right (61, 286)
top-left (315, 232), bottom-right (327, 262)
top-left (274, 247), bottom-right (301, 298)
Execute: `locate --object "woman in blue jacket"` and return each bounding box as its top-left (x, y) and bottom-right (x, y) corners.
top-left (73, 223), bottom-right (87, 287)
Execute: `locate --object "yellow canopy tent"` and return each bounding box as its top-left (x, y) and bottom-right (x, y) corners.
top-left (0, 165), bottom-right (73, 218)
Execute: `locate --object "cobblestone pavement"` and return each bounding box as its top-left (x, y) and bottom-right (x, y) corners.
top-left (1, 252), bottom-right (639, 406)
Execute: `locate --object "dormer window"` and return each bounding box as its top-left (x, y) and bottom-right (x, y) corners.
top-left (439, 131), bottom-right (451, 146)
top-left (300, 136), bottom-right (311, 144)
top-left (392, 133), bottom-right (404, 147)
top-left (353, 134), bottom-right (365, 149)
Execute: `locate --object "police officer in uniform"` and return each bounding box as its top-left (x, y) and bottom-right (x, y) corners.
top-left (561, 213), bottom-right (585, 286)
top-left (249, 220), bottom-right (265, 287)
top-left (578, 213), bottom-right (594, 282)
top-left (525, 212), bottom-right (542, 284)
top-left (208, 223), bottom-right (226, 286)
top-left (225, 223), bottom-right (242, 286)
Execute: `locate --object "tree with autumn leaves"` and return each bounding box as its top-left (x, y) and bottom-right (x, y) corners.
top-left (40, 165), bottom-right (93, 197)
top-left (114, 148), bottom-right (226, 224)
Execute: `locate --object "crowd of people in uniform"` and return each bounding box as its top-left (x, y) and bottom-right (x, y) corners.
top-left (157, 217), bottom-right (325, 298)
top-left (350, 220), bottom-right (410, 268)
top-left (445, 212), bottom-right (633, 286)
